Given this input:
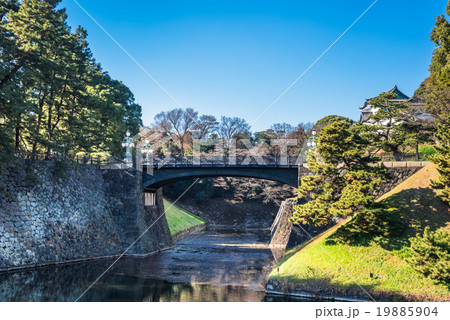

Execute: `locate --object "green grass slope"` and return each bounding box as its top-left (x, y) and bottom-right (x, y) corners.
top-left (269, 164), bottom-right (450, 301)
top-left (164, 199), bottom-right (205, 236)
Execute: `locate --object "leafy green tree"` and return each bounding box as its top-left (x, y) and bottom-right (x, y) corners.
top-left (417, 1), bottom-right (450, 124)
top-left (408, 227), bottom-right (450, 285)
top-left (0, 0), bottom-right (142, 163)
top-left (431, 119), bottom-right (450, 203)
top-left (401, 121), bottom-right (435, 160)
top-left (417, 1), bottom-right (450, 204)
top-left (0, 0), bottom-right (26, 162)
top-left (367, 92), bottom-right (411, 160)
top-left (313, 115), bottom-right (354, 132)
top-left (291, 121), bottom-right (388, 226)
top-left (252, 129), bottom-right (276, 153)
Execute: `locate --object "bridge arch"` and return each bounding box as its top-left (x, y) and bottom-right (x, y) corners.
top-left (142, 166), bottom-right (299, 191)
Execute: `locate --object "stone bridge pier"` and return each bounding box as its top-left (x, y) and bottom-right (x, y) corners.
top-left (102, 168), bottom-right (172, 255)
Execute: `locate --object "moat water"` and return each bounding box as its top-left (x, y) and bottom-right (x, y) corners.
top-left (0, 231), bottom-right (304, 302)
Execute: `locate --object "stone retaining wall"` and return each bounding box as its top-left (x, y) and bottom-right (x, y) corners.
top-left (269, 199), bottom-right (295, 248)
top-left (271, 165), bottom-right (423, 249)
top-left (0, 162), bottom-right (172, 272)
top-left (172, 223), bottom-right (206, 243)
top-left (299, 164), bottom-right (423, 199)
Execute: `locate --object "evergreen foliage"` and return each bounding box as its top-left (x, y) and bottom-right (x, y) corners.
top-left (313, 115), bottom-right (354, 132)
top-left (0, 0), bottom-right (142, 165)
top-left (327, 206), bottom-right (407, 245)
top-left (291, 121), bottom-right (389, 226)
top-left (368, 92), bottom-right (434, 160)
top-left (416, 1), bottom-right (450, 204)
top-left (417, 2), bottom-right (450, 124)
top-left (408, 227), bottom-right (450, 286)
top-left (431, 119), bottom-right (450, 203)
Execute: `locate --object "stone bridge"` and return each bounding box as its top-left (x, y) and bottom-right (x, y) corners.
top-left (102, 157), bottom-right (431, 207)
top-left (138, 156), bottom-right (306, 205)
top-left (142, 160), bottom-right (302, 191)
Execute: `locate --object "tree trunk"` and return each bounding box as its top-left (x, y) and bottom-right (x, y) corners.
top-left (180, 136), bottom-right (184, 156)
top-left (392, 148), bottom-right (402, 161)
top-left (46, 99), bottom-right (53, 159)
top-left (31, 89), bottom-right (48, 159)
top-left (15, 113), bottom-right (21, 150)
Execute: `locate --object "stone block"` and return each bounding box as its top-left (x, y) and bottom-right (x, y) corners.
top-left (391, 161), bottom-right (407, 168)
top-left (406, 161), bottom-right (422, 167)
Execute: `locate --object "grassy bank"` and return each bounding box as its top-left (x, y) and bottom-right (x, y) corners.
top-left (163, 199), bottom-right (205, 236)
top-left (269, 164), bottom-right (450, 301)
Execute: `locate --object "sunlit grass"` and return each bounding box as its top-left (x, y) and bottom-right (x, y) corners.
top-left (269, 164), bottom-right (450, 301)
top-left (164, 199), bottom-right (205, 236)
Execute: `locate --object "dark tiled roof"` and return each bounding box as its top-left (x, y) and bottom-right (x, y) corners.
top-left (366, 85), bottom-right (410, 102)
top-left (387, 85), bottom-right (410, 100)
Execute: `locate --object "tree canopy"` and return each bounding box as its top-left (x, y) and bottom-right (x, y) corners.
top-left (0, 0), bottom-right (142, 164)
top-left (313, 115), bottom-right (354, 132)
top-left (292, 121), bottom-right (388, 226)
top-left (418, 1), bottom-right (450, 204)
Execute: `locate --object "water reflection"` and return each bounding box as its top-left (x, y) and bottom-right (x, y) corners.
top-left (0, 232), bottom-right (296, 302)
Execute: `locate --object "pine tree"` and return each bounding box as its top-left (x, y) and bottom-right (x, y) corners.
top-left (0, 0), bottom-right (142, 163)
top-left (418, 1), bottom-right (450, 204)
top-left (368, 92), bottom-right (409, 160)
top-left (408, 227), bottom-right (450, 285)
top-left (432, 119), bottom-right (450, 203)
top-left (291, 121), bottom-right (388, 226)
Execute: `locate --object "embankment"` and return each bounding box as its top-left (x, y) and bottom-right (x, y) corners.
top-left (266, 164), bottom-right (450, 302)
top-left (0, 161), bottom-right (172, 272)
top-left (163, 199), bottom-right (206, 242)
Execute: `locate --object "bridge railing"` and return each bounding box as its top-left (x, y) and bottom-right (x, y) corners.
top-left (16, 152), bottom-right (120, 166)
top-left (141, 155), bottom-right (303, 167)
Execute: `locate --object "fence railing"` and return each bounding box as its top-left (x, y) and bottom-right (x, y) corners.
top-left (140, 155), bottom-right (303, 167)
top-left (16, 152), bottom-right (118, 166)
top-left (375, 153), bottom-right (430, 162)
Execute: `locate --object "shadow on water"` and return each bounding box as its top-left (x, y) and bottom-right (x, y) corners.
top-left (0, 231), bottom-right (310, 302)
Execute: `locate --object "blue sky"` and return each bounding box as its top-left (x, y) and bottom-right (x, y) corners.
top-left (61, 0), bottom-right (446, 131)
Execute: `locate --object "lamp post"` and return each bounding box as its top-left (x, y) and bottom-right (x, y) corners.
top-left (300, 130), bottom-right (318, 165)
top-left (122, 130), bottom-right (135, 164)
top-left (306, 130), bottom-right (318, 152)
top-left (142, 139), bottom-right (154, 162)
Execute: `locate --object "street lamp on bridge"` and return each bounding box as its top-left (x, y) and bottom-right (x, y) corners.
top-left (142, 139), bottom-right (154, 162)
top-left (122, 130), bottom-right (135, 164)
top-left (299, 130), bottom-right (319, 165)
top-left (306, 130), bottom-right (318, 152)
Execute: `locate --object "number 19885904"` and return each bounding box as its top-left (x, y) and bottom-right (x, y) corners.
top-left (376, 307), bottom-right (438, 317)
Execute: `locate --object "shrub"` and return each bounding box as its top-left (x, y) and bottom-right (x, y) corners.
top-left (408, 227), bottom-right (450, 286)
top-left (24, 164), bottom-right (43, 185)
top-left (54, 160), bottom-right (68, 179)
